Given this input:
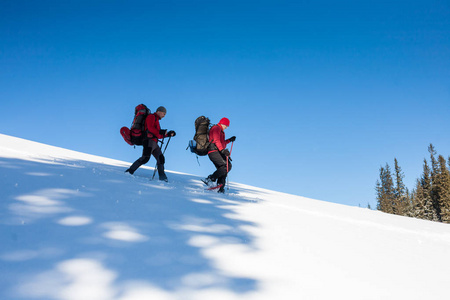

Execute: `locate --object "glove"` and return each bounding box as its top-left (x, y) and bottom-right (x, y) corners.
top-left (167, 130), bottom-right (176, 137)
top-left (228, 136), bottom-right (236, 142)
top-left (159, 129), bottom-right (167, 136)
top-left (221, 149), bottom-right (230, 157)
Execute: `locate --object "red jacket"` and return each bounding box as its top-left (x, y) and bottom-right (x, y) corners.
top-left (145, 113), bottom-right (164, 142)
top-left (208, 124), bottom-right (230, 153)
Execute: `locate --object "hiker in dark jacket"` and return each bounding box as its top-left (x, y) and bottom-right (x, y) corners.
top-left (126, 106), bottom-right (176, 181)
top-left (203, 117), bottom-right (236, 193)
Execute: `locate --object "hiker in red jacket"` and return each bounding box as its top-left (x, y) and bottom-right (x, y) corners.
top-left (202, 117), bottom-right (236, 193)
top-left (126, 106), bottom-right (176, 181)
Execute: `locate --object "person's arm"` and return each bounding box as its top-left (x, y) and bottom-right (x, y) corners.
top-left (209, 125), bottom-right (226, 151)
top-left (146, 114), bottom-right (164, 139)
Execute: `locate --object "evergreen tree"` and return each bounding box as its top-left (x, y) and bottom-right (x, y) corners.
top-left (375, 144), bottom-right (448, 223)
top-left (429, 144), bottom-right (439, 178)
top-left (410, 179), bottom-right (425, 219)
top-left (420, 159), bottom-right (439, 221)
top-left (376, 164), bottom-right (396, 214)
top-left (394, 158), bottom-right (409, 215)
top-left (428, 144), bottom-right (441, 220)
top-left (435, 155), bottom-right (450, 223)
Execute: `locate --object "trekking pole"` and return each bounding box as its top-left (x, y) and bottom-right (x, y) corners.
top-left (226, 141), bottom-right (234, 191)
top-left (162, 136), bottom-right (172, 154)
top-left (151, 136), bottom-right (172, 180)
top-left (151, 138), bottom-right (164, 180)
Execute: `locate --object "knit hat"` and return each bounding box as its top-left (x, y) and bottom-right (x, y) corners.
top-left (218, 117), bottom-right (230, 127)
top-left (156, 106), bottom-right (167, 113)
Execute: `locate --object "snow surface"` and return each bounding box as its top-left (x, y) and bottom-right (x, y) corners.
top-left (1, 133), bottom-right (450, 300)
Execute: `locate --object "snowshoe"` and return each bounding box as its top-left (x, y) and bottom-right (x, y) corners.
top-left (206, 184), bottom-right (224, 191)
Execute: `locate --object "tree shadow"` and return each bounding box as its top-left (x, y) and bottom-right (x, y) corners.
top-left (0, 156), bottom-right (260, 299)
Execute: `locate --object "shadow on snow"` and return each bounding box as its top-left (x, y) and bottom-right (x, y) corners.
top-left (0, 157), bottom-right (259, 299)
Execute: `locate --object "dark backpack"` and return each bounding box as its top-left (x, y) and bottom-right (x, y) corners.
top-left (120, 104), bottom-right (151, 146)
top-left (188, 116), bottom-right (211, 156)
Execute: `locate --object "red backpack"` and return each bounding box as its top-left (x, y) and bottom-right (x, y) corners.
top-left (120, 104), bottom-right (150, 146)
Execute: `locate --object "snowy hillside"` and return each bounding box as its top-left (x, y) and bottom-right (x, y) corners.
top-left (1, 133), bottom-right (450, 300)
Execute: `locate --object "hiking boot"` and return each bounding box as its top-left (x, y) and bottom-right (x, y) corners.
top-left (125, 168), bottom-right (134, 175)
top-left (217, 185), bottom-right (225, 193)
top-left (201, 175), bottom-right (215, 186)
top-left (159, 173), bottom-right (168, 182)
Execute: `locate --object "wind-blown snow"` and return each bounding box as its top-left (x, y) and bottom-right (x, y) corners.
top-left (1, 133), bottom-right (450, 300)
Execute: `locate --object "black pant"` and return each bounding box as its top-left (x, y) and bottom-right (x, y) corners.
top-left (208, 151), bottom-right (232, 186)
top-left (128, 139), bottom-right (165, 177)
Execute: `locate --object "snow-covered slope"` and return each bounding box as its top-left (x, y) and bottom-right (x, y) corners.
top-left (1, 133), bottom-right (450, 300)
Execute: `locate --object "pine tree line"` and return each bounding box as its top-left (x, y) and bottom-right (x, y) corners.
top-left (376, 144), bottom-right (450, 223)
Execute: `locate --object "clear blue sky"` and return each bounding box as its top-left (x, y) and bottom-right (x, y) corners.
top-left (1, 0), bottom-right (449, 207)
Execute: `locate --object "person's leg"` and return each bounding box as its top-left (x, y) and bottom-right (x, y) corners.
top-left (149, 140), bottom-right (167, 181)
top-left (126, 141), bottom-right (151, 174)
top-left (208, 151), bottom-right (227, 181)
top-left (216, 159), bottom-right (231, 184)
